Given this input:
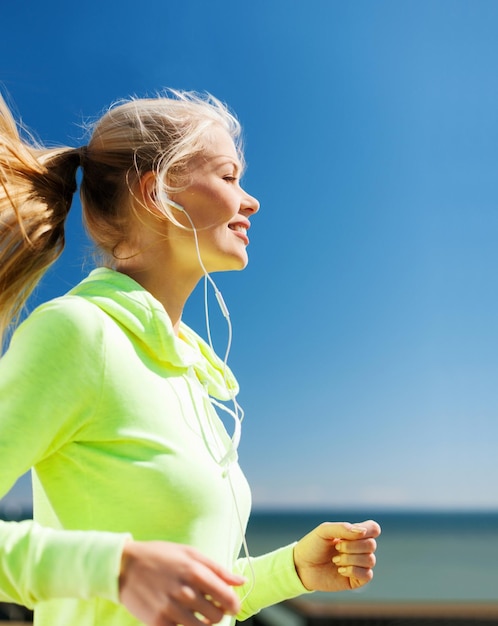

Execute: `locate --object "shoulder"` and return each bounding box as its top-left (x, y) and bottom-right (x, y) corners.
top-left (1, 296), bottom-right (108, 394)
top-left (28, 295), bottom-right (104, 335)
top-left (10, 295), bottom-right (107, 358)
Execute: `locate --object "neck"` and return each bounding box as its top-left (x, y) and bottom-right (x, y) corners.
top-left (112, 211), bottom-right (206, 333)
top-left (115, 255), bottom-right (203, 335)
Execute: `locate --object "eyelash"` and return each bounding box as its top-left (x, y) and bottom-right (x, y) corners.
top-left (223, 176), bottom-right (237, 183)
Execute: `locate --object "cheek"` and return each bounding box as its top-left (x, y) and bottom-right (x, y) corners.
top-left (176, 183), bottom-right (236, 227)
top-left (200, 199), bottom-right (237, 227)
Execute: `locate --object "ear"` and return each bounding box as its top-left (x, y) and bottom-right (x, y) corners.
top-left (139, 171), bottom-right (159, 209)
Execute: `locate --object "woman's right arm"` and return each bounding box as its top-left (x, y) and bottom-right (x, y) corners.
top-left (0, 299), bottom-right (129, 607)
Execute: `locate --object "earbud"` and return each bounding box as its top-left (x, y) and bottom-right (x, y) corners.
top-left (165, 197), bottom-right (185, 213)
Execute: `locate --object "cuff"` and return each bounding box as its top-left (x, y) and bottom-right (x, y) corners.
top-left (235, 542), bottom-right (312, 620)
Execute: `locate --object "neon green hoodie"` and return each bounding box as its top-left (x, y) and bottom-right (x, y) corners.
top-left (0, 268), bottom-right (308, 625)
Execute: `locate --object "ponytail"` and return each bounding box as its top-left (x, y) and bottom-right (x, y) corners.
top-left (0, 94), bottom-right (81, 346)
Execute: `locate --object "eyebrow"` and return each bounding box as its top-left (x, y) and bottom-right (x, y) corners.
top-left (202, 152), bottom-right (245, 176)
top-left (218, 156), bottom-right (244, 175)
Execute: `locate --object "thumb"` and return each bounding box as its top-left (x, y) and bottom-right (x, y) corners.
top-left (316, 521), bottom-right (368, 541)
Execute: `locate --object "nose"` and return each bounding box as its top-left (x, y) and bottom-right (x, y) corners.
top-left (241, 188), bottom-right (260, 215)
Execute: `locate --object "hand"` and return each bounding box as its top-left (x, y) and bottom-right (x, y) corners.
top-left (119, 540), bottom-right (245, 626)
top-left (293, 520), bottom-right (381, 592)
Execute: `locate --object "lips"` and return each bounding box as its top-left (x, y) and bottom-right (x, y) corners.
top-left (228, 224), bottom-right (248, 235)
top-left (228, 221), bottom-right (250, 245)
top-left (228, 218), bottom-right (250, 233)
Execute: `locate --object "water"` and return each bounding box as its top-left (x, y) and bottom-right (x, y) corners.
top-left (244, 510), bottom-right (498, 604)
top-left (2, 506), bottom-right (497, 604)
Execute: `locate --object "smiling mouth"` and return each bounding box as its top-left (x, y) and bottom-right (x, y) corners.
top-left (229, 224), bottom-right (248, 235)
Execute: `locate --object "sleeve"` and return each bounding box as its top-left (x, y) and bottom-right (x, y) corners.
top-left (0, 299), bottom-right (104, 485)
top-left (234, 543), bottom-right (313, 621)
top-left (0, 299), bottom-right (130, 608)
top-left (0, 521), bottom-right (129, 607)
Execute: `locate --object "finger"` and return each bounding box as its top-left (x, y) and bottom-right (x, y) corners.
top-left (335, 538), bottom-right (377, 554)
top-left (332, 552), bottom-right (376, 569)
top-left (315, 521), bottom-right (369, 541)
top-left (337, 565), bottom-right (375, 585)
top-left (192, 550), bottom-right (246, 587)
top-left (195, 600), bottom-right (224, 624)
top-left (182, 549), bottom-right (245, 615)
top-left (166, 602), bottom-right (214, 626)
top-left (318, 519), bottom-right (381, 541)
top-left (357, 519), bottom-right (382, 538)
top-left (189, 566), bottom-right (241, 615)
top-left (172, 586), bottom-right (225, 625)
top-left (196, 594), bottom-right (227, 624)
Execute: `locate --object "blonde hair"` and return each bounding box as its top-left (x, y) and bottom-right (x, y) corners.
top-left (0, 89), bottom-right (243, 345)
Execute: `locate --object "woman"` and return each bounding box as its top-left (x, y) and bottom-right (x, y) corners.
top-left (0, 90), bottom-right (380, 626)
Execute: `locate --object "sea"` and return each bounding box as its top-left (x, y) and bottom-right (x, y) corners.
top-left (243, 509), bottom-right (498, 604)
top-left (1, 506), bottom-right (497, 604)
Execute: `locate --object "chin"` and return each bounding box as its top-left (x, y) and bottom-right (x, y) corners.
top-left (207, 250), bottom-right (249, 273)
top-left (216, 263), bottom-right (248, 274)
top-left (230, 254), bottom-right (249, 271)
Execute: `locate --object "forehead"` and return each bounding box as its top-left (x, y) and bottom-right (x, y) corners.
top-left (198, 125), bottom-right (241, 168)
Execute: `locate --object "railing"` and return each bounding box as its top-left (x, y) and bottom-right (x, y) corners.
top-left (238, 599), bottom-right (498, 626)
top-left (2, 599), bottom-right (498, 624)
top-left (0, 604), bottom-right (32, 623)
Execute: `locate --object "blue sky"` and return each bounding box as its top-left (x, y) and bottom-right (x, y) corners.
top-left (1, 0), bottom-right (498, 511)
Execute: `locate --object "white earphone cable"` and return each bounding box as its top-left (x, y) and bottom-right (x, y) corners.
top-left (165, 196), bottom-right (255, 595)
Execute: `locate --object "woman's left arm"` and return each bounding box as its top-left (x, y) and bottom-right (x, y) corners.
top-left (234, 519), bottom-right (380, 621)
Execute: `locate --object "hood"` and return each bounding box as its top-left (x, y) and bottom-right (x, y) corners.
top-left (68, 268), bottom-right (239, 401)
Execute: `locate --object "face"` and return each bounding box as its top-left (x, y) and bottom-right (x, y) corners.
top-left (167, 126), bottom-right (260, 275)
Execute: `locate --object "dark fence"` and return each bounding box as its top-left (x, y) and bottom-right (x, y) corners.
top-left (238, 600), bottom-right (498, 626)
top-left (0, 603), bottom-right (32, 622)
top-left (2, 599), bottom-right (498, 624)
